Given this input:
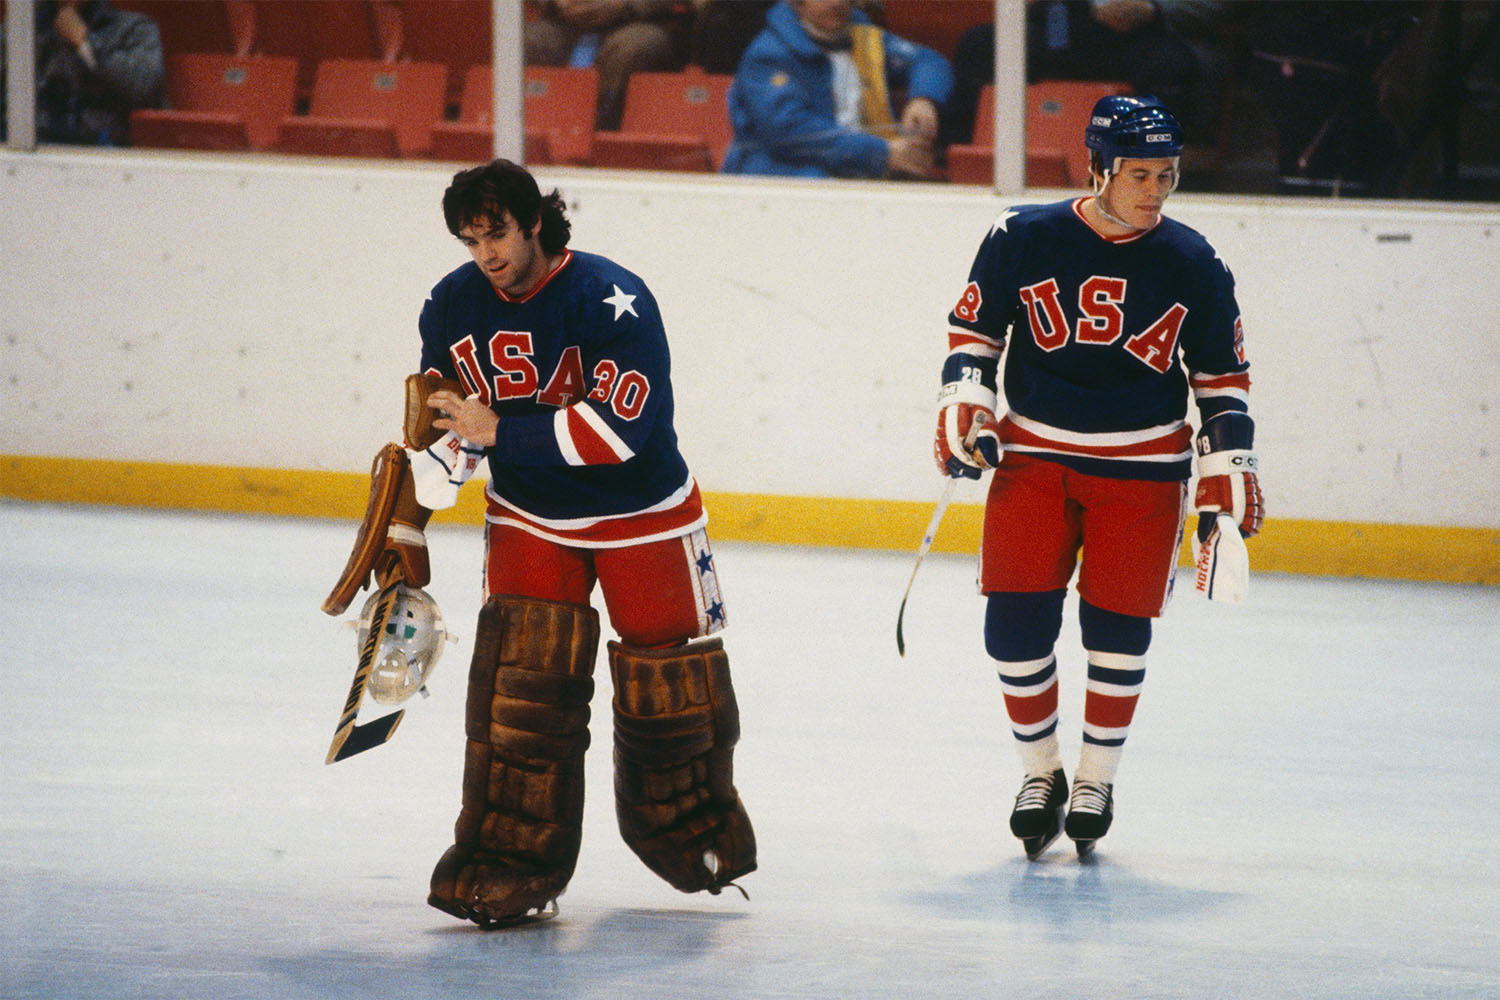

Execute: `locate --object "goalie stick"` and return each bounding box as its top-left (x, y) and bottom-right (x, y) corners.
top-left (896, 411), bottom-right (990, 656)
top-left (326, 563), bottom-right (405, 764)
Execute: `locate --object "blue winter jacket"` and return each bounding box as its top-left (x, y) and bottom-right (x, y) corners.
top-left (721, 2), bottom-right (954, 178)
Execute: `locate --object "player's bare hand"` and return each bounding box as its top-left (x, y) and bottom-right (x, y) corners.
top-left (427, 390), bottom-right (499, 447)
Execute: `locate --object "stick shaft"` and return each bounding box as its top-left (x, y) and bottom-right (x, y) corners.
top-left (897, 411), bottom-right (993, 655)
top-left (895, 476), bottom-right (959, 656)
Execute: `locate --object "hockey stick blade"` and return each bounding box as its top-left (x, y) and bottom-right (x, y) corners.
top-left (328, 708), bottom-right (404, 763)
top-left (325, 574), bottom-right (404, 764)
top-left (1193, 512), bottom-right (1249, 604)
top-left (896, 475), bottom-right (960, 657)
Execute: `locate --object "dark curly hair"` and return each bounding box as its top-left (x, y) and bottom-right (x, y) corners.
top-left (441, 159), bottom-right (571, 253)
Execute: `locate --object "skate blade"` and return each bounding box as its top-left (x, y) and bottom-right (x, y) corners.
top-left (429, 895), bottom-right (559, 929)
top-left (1072, 838), bottom-right (1099, 862)
top-left (1020, 805), bottom-right (1066, 861)
top-left (474, 902), bottom-right (559, 930)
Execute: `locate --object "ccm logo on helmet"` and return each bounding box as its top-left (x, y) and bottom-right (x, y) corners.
top-left (1146, 133), bottom-right (1173, 142)
top-left (1091, 116), bottom-right (1111, 126)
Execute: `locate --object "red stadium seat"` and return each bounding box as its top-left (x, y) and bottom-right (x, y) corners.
top-left (1026, 150), bottom-right (1071, 188)
top-left (131, 110), bottom-right (255, 151)
top-left (430, 65), bottom-right (598, 166)
top-left (245, 1), bottom-right (385, 105)
top-left (946, 82), bottom-right (1129, 187)
top-left (523, 65), bottom-right (600, 166)
top-left (946, 83), bottom-right (994, 185)
top-left (878, 1), bottom-right (991, 59)
top-left (130, 52), bottom-right (298, 151)
top-left (430, 63), bottom-right (494, 162)
top-left (277, 58), bottom-right (448, 159)
top-left (394, 0), bottom-right (492, 112)
top-left (591, 68), bottom-right (733, 172)
top-left (1028, 79), bottom-right (1132, 187)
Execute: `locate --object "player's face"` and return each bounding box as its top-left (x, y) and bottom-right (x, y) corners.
top-left (1100, 158), bottom-right (1177, 230)
top-left (457, 211), bottom-right (549, 297)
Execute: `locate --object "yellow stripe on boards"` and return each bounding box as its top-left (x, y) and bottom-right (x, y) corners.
top-left (2, 455), bottom-right (1496, 585)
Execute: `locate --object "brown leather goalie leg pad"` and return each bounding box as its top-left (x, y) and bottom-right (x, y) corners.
top-left (609, 638), bottom-right (757, 894)
top-left (428, 596), bottom-right (599, 926)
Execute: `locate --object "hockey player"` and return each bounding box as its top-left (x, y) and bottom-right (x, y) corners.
top-left (934, 96), bottom-right (1262, 859)
top-left (327, 159), bottom-right (755, 925)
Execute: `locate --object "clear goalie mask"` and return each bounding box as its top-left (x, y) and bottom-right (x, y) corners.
top-left (354, 584), bottom-right (454, 704)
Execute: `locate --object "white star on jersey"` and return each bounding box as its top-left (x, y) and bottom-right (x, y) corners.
top-left (989, 208), bottom-right (1019, 236)
top-left (603, 284), bottom-right (638, 320)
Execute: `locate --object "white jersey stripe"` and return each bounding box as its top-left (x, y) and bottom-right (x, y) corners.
top-left (575, 403), bottom-right (635, 462)
top-left (554, 408), bottom-right (585, 466)
top-left (1007, 411), bottom-right (1186, 449)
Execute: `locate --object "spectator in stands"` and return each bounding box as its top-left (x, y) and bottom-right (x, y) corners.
top-left (946, 1), bottom-right (1224, 147)
top-left (525, 1), bottom-right (693, 131)
top-left (722, 0), bottom-right (954, 179)
top-left (0, 1), bottom-right (165, 146)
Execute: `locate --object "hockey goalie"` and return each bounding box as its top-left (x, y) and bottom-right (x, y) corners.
top-left (324, 159), bottom-right (756, 926)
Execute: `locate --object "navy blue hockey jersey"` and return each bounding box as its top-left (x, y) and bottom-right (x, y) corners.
top-left (944, 198), bottom-right (1251, 482)
top-left (418, 249), bottom-right (705, 546)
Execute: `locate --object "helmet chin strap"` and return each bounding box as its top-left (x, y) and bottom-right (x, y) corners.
top-left (1090, 155), bottom-right (1181, 231)
top-left (1092, 177), bottom-right (1134, 230)
top-left (1091, 172), bottom-right (1140, 231)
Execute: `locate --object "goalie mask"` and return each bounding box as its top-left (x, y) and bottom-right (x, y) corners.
top-left (355, 584), bottom-right (453, 704)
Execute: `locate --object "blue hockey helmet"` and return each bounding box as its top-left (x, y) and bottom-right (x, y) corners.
top-left (1084, 95), bottom-right (1183, 176)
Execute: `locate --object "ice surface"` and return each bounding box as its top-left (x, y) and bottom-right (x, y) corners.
top-left (4, 501), bottom-right (1499, 999)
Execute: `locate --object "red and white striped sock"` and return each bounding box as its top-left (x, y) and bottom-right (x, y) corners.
top-left (996, 654), bottom-right (1063, 776)
top-left (1078, 650), bottom-right (1146, 784)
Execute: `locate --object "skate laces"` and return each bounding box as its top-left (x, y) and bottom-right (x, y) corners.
top-left (1015, 772), bottom-right (1059, 811)
top-left (1070, 780), bottom-right (1111, 815)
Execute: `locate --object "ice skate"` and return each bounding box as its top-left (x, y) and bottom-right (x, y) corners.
top-left (1065, 779), bottom-right (1113, 859)
top-left (1010, 768), bottom-right (1067, 860)
top-left (427, 846), bottom-right (568, 928)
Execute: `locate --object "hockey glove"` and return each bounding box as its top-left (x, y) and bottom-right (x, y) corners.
top-left (1193, 412), bottom-right (1264, 539)
top-left (935, 382), bottom-right (1001, 479)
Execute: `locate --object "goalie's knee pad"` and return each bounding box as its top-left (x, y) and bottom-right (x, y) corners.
top-left (609, 638), bottom-right (757, 895)
top-left (428, 595), bottom-right (599, 926)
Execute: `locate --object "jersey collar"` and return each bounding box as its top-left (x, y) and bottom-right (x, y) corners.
top-left (492, 249), bottom-right (573, 303)
top-left (1071, 197), bottom-right (1160, 244)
